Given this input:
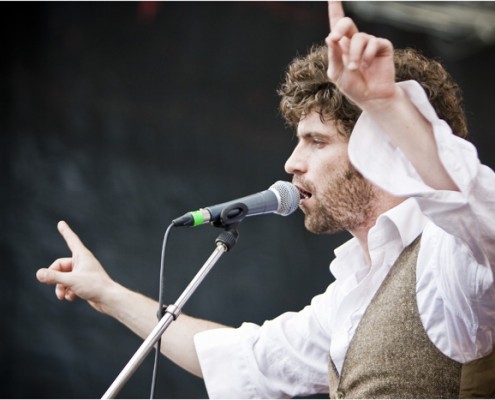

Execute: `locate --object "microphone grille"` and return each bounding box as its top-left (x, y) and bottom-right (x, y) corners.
top-left (270, 181), bottom-right (301, 216)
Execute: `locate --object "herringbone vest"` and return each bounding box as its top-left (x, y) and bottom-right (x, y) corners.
top-left (328, 236), bottom-right (495, 398)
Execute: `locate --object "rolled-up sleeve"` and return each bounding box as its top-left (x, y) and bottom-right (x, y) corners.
top-left (194, 292), bottom-right (332, 398)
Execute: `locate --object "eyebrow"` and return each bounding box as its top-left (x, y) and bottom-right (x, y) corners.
top-left (296, 131), bottom-right (332, 141)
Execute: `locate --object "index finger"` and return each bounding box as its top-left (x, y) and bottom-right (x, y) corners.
top-left (57, 220), bottom-right (87, 253)
top-left (328, 0), bottom-right (345, 30)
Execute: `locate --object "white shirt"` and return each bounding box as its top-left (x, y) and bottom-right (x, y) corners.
top-left (194, 81), bottom-right (495, 398)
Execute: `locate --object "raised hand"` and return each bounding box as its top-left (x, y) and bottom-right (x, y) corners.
top-left (325, 1), bottom-right (396, 107)
top-left (36, 221), bottom-right (115, 313)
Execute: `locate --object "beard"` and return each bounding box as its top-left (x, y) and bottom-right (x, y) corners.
top-left (297, 161), bottom-right (375, 235)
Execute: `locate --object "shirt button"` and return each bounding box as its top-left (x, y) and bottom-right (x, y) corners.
top-left (336, 390), bottom-right (345, 399)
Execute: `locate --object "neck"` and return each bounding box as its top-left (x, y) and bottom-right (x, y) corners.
top-left (349, 190), bottom-right (405, 266)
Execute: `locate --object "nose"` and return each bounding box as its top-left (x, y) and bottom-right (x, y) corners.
top-left (284, 146), bottom-right (307, 175)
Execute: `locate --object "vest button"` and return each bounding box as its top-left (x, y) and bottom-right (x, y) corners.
top-left (336, 390), bottom-right (345, 399)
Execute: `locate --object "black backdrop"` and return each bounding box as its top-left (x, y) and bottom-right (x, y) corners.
top-left (2, 2), bottom-right (494, 399)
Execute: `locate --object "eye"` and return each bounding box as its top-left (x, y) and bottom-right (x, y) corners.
top-left (312, 138), bottom-right (327, 148)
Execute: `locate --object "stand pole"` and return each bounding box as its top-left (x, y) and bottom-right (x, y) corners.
top-left (102, 226), bottom-right (238, 399)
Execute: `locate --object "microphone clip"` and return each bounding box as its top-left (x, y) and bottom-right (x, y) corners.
top-left (212, 202), bottom-right (249, 228)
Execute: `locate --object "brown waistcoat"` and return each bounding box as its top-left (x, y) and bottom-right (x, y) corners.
top-left (328, 236), bottom-right (495, 399)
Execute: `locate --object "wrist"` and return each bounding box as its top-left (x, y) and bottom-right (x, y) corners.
top-left (360, 84), bottom-right (405, 116)
top-left (92, 280), bottom-right (128, 316)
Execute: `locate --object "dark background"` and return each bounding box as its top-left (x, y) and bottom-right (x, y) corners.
top-left (2, 2), bottom-right (494, 398)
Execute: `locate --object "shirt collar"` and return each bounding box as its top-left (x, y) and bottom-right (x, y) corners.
top-left (330, 198), bottom-right (427, 280)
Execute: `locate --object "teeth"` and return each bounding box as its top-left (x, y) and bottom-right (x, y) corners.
top-left (297, 187), bottom-right (311, 199)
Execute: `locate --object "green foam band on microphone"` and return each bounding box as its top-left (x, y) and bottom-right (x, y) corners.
top-left (191, 210), bottom-right (205, 227)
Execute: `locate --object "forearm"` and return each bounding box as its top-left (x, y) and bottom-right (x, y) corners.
top-left (360, 84), bottom-right (459, 191)
top-left (99, 282), bottom-right (230, 377)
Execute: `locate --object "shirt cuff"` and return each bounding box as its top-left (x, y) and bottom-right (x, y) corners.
top-left (194, 325), bottom-right (258, 399)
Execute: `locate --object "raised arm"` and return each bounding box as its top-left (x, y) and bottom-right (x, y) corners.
top-left (325, 1), bottom-right (458, 192)
top-left (36, 221), bottom-right (229, 377)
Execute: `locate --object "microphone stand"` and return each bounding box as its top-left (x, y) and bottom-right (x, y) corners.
top-left (101, 225), bottom-right (240, 399)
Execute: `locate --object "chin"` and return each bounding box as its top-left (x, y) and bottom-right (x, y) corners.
top-left (304, 219), bottom-right (338, 235)
top-left (303, 210), bottom-right (348, 235)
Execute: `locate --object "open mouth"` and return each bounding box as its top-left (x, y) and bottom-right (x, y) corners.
top-left (296, 186), bottom-right (312, 203)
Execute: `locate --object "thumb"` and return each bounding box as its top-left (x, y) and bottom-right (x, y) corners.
top-left (36, 267), bottom-right (73, 286)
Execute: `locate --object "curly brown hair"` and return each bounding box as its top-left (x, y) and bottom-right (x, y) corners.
top-left (278, 44), bottom-right (468, 138)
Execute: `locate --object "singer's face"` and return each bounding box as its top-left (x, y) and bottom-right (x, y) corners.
top-left (284, 110), bottom-right (374, 234)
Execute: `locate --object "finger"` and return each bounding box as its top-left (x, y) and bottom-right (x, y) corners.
top-left (348, 33), bottom-right (375, 70)
top-left (47, 257), bottom-right (74, 273)
top-left (326, 38), bottom-right (344, 82)
top-left (362, 37), bottom-right (393, 68)
top-left (328, 0), bottom-right (345, 30)
top-left (65, 289), bottom-right (78, 302)
top-left (55, 283), bottom-right (68, 301)
top-left (57, 221), bottom-right (88, 254)
top-left (54, 284), bottom-right (78, 301)
top-left (328, 17), bottom-right (359, 44)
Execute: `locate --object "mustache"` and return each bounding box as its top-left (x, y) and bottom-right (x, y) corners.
top-left (291, 162), bottom-right (365, 194)
top-left (292, 177), bottom-right (316, 195)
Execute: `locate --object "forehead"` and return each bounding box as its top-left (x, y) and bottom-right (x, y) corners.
top-left (297, 110), bottom-right (343, 139)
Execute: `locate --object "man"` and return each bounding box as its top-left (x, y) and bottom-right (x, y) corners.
top-left (36, 2), bottom-right (495, 398)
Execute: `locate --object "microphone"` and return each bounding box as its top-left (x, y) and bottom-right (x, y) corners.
top-left (172, 181), bottom-right (301, 227)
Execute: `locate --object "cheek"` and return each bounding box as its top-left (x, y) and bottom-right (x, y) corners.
top-left (315, 157), bottom-right (352, 191)
top-left (313, 152), bottom-right (347, 177)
